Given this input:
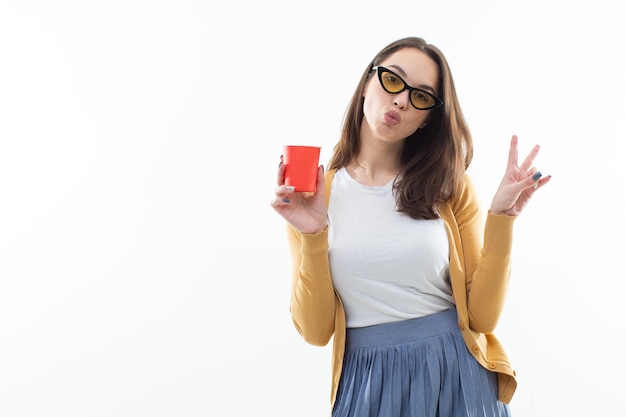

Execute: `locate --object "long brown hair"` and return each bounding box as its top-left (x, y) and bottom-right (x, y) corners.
top-left (327, 37), bottom-right (472, 219)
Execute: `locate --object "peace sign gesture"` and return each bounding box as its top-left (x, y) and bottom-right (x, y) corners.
top-left (489, 135), bottom-right (551, 216)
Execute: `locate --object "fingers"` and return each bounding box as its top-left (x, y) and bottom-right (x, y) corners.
top-left (513, 136), bottom-right (544, 189)
top-left (316, 164), bottom-right (325, 189)
top-left (274, 183), bottom-right (295, 200)
top-left (276, 155), bottom-right (285, 186)
top-left (270, 197), bottom-right (282, 209)
top-left (534, 173), bottom-right (551, 190)
top-left (506, 135), bottom-right (519, 169)
top-left (273, 154), bottom-right (295, 209)
top-left (519, 144), bottom-right (540, 173)
top-left (270, 183), bottom-right (295, 210)
top-left (528, 171), bottom-right (543, 189)
top-left (507, 135), bottom-right (540, 173)
top-left (507, 135), bottom-right (546, 188)
top-left (270, 195), bottom-right (290, 209)
top-left (526, 170), bottom-right (553, 191)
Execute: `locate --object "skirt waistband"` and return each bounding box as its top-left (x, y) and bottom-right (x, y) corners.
top-left (345, 308), bottom-right (459, 349)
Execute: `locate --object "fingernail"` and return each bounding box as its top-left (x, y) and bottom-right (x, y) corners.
top-left (278, 155), bottom-right (283, 167)
top-left (282, 197), bottom-right (290, 203)
top-left (532, 171), bottom-right (542, 181)
top-left (286, 186), bottom-right (295, 192)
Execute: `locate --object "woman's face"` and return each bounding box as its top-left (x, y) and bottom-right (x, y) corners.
top-left (362, 47), bottom-right (440, 145)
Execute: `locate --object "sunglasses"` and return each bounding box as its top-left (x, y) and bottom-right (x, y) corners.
top-left (371, 66), bottom-right (443, 111)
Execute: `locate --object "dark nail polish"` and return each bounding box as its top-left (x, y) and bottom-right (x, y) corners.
top-left (532, 171), bottom-right (542, 181)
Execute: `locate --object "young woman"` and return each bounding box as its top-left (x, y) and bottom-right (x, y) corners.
top-left (271, 36), bottom-right (550, 417)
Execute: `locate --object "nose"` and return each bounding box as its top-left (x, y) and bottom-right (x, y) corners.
top-left (393, 89), bottom-right (410, 109)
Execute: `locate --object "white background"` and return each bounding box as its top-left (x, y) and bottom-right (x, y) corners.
top-left (1, 1), bottom-right (624, 416)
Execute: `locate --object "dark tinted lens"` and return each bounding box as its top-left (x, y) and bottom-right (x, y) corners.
top-left (410, 89), bottom-right (436, 109)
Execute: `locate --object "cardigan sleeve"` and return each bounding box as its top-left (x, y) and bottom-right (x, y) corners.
top-left (286, 224), bottom-right (336, 347)
top-left (452, 175), bottom-right (517, 333)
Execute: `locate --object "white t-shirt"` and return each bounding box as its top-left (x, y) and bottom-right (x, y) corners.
top-left (328, 167), bottom-right (454, 328)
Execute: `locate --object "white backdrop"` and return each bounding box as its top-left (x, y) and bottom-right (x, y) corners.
top-left (1, 1), bottom-right (624, 416)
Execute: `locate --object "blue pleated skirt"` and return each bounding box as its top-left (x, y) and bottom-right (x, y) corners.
top-left (332, 308), bottom-right (511, 417)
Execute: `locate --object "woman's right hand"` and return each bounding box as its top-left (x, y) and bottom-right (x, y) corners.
top-left (271, 158), bottom-right (328, 234)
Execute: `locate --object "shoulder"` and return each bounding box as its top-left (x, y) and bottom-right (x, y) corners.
top-left (449, 174), bottom-right (480, 214)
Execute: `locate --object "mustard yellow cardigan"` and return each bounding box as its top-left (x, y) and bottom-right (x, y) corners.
top-left (286, 169), bottom-right (517, 408)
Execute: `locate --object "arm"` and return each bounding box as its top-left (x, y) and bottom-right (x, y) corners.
top-left (452, 177), bottom-right (515, 333)
top-left (286, 225), bottom-right (336, 346)
top-left (458, 135), bottom-right (549, 333)
top-left (272, 164), bottom-right (336, 346)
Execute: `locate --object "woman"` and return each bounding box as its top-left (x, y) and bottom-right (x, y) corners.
top-left (270, 36), bottom-right (549, 417)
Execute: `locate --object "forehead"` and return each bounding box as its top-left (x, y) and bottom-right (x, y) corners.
top-left (379, 48), bottom-right (440, 90)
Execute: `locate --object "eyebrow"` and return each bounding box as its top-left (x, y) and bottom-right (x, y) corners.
top-left (387, 64), bottom-right (437, 95)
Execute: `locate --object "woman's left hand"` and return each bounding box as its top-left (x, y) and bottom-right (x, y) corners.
top-left (489, 135), bottom-right (551, 216)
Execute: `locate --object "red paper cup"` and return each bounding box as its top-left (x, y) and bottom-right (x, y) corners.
top-left (282, 145), bottom-right (321, 192)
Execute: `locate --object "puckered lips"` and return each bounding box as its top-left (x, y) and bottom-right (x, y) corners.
top-left (384, 110), bottom-right (400, 126)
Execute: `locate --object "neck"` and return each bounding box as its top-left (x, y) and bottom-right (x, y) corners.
top-left (347, 140), bottom-right (403, 187)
